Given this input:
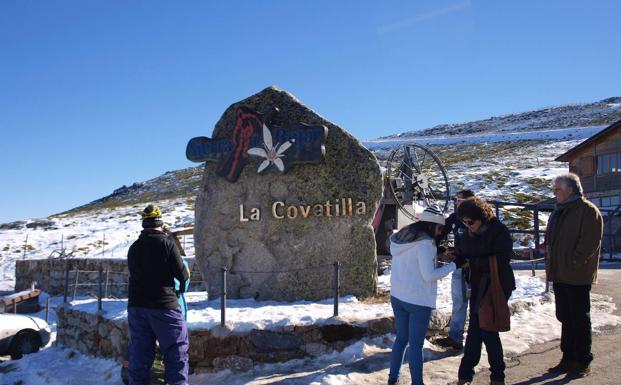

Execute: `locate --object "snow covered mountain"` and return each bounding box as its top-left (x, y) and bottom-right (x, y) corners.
top-left (1, 96), bottom-right (619, 290)
top-left (378, 96), bottom-right (621, 139)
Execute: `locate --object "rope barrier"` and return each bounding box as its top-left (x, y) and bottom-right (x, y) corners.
top-left (510, 257), bottom-right (545, 264)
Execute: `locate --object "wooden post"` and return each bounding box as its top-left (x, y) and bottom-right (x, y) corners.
top-left (333, 261), bottom-right (340, 317)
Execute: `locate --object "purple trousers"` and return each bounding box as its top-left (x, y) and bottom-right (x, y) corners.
top-left (128, 307), bottom-right (189, 385)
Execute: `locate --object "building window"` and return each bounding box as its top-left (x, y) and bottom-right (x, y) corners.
top-left (596, 152), bottom-right (621, 175)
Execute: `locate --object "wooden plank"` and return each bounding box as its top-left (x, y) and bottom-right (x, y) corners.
top-left (0, 289), bottom-right (40, 306)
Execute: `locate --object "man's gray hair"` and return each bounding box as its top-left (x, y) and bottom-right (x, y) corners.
top-left (553, 173), bottom-right (584, 196)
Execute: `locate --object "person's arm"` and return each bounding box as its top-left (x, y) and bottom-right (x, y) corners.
top-left (437, 213), bottom-right (456, 243)
top-left (571, 205), bottom-right (603, 266)
top-left (492, 225), bottom-right (513, 265)
top-left (417, 241), bottom-right (456, 282)
top-left (167, 238), bottom-right (189, 292)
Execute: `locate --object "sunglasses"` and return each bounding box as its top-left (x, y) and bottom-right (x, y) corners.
top-left (463, 219), bottom-right (476, 226)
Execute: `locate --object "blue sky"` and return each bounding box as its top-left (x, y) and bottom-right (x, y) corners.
top-left (1, 1), bottom-right (620, 223)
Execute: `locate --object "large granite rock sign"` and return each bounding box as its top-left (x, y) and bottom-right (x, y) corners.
top-left (189, 86), bottom-right (382, 301)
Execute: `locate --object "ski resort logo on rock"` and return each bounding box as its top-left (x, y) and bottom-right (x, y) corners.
top-left (186, 107), bottom-right (327, 182)
top-left (247, 123), bottom-right (294, 173)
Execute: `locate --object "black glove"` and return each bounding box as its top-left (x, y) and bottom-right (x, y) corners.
top-left (453, 255), bottom-right (467, 268)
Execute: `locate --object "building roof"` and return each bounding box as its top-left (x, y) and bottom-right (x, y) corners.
top-left (555, 119), bottom-right (621, 162)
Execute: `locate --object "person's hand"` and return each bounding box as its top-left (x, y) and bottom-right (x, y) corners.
top-left (453, 255), bottom-right (468, 268)
top-left (438, 254), bottom-right (456, 263)
top-left (519, 248), bottom-right (532, 258)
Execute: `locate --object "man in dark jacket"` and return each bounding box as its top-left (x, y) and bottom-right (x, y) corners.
top-left (436, 189), bottom-right (475, 350)
top-left (546, 173), bottom-right (603, 378)
top-left (127, 204), bottom-right (190, 385)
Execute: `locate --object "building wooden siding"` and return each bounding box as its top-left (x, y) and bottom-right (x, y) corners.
top-left (565, 129), bottom-right (621, 195)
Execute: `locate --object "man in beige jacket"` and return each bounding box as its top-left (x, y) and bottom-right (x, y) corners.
top-left (546, 173), bottom-right (603, 378)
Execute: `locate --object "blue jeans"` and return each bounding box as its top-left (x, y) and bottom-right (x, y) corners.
top-left (389, 296), bottom-right (433, 385)
top-left (449, 268), bottom-right (468, 343)
top-left (128, 307), bottom-right (189, 385)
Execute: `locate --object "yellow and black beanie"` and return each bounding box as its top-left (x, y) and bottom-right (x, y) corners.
top-left (141, 204), bottom-right (164, 228)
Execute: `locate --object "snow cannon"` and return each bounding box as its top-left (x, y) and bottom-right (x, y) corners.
top-left (373, 144), bottom-right (450, 255)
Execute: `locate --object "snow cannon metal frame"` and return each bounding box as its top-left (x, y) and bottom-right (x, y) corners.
top-left (373, 144), bottom-right (450, 255)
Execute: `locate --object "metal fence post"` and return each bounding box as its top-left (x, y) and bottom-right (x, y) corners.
top-left (63, 262), bottom-right (70, 304)
top-left (98, 265), bottom-right (103, 312)
top-left (104, 269), bottom-right (109, 298)
top-left (333, 261), bottom-right (340, 317)
top-left (529, 248), bottom-right (535, 277)
top-left (608, 211), bottom-right (613, 260)
top-left (23, 235), bottom-right (28, 259)
top-left (72, 270), bottom-right (79, 302)
top-left (221, 267), bottom-right (227, 327)
top-left (533, 206), bottom-right (540, 250)
top-left (45, 297), bottom-right (50, 322)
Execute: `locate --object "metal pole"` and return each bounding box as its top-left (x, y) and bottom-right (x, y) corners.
top-left (495, 203), bottom-right (500, 220)
top-left (63, 262), bottom-right (70, 304)
top-left (45, 297), bottom-right (50, 322)
top-left (333, 261), bottom-right (340, 317)
top-left (12, 298), bottom-right (17, 313)
top-left (102, 234), bottom-right (105, 257)
top-left (61, 233), bottom-right (64, 254)
top-left (23, 235), bottom-right (28, 259)
top-left (98, 265), bottom-right (103, 312)
top-left (72, 270), bottom-right (79, 302)
top-left (529, 248), bottom-right (535, 277)
top-left (533, 207), bottom-right (540, 251)
top-left (608, 211), bottom-right (613, 260)
top-left (104, 269), bottom-right (109, 298)
top-left (221, 267), bottom-right (227, 327)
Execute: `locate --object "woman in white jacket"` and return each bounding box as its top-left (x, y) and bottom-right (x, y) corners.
top-left (388, 206), bottom-right (458, 385)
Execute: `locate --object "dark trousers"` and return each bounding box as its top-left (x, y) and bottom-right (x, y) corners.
top-left (458, 306), bottom-right (505, 381)
top-left (553, 282), bottom-right (593, 365)
top-left (128, 307), bottom-right (189, 385)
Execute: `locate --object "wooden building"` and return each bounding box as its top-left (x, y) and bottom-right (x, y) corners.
top-left (556, 120), bottom-right (621, 209)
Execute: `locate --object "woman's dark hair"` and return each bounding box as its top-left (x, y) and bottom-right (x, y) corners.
top-left (393, 220), bottom-right (439, 243)
top-left (457, 197), bottom-right (495, 223)
top-left (412, 220), bottom-right (439, 238)
top-left (457, 189), bottom-right (475, 199)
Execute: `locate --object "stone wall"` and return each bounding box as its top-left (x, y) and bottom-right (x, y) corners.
top-left (56, 305), bottom-right (451, 372)
top-left (56, 305), bottom-right (129, 360)
top-left (15, 257), bottom-right (205, 297)
top-left (54, 299), bottom-right (539, 373)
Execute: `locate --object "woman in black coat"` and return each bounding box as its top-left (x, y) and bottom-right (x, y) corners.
top-left (453, 197), bottom-right (516, 385)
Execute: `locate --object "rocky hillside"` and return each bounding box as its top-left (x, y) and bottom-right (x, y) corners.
top-left (379, 97), bottom-right (621, 139)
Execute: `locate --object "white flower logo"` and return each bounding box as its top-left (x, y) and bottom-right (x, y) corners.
top-left (247, 124), bottom-right (295, 173)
